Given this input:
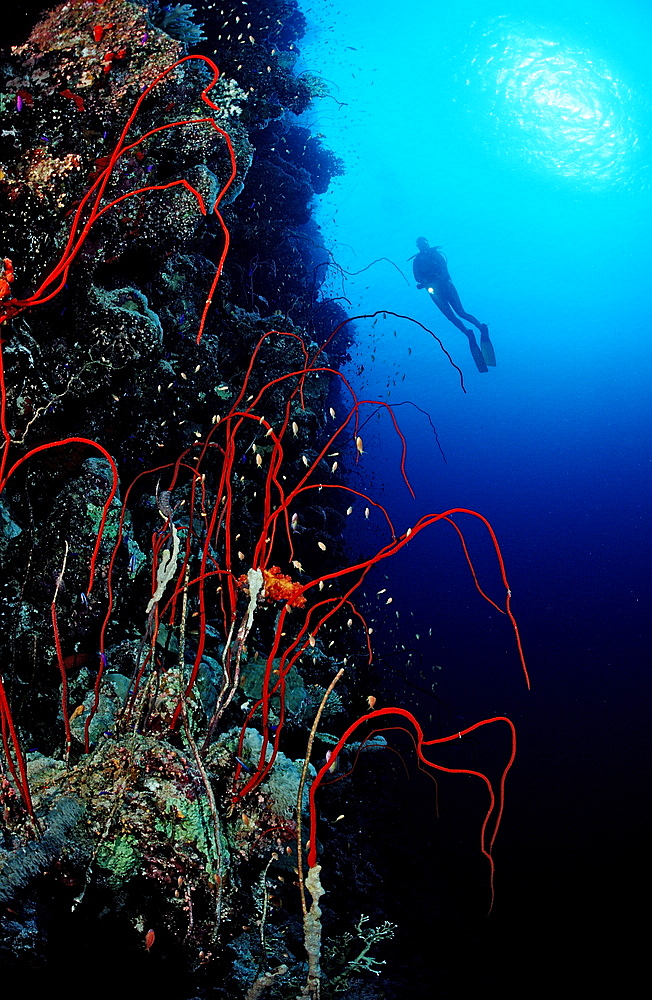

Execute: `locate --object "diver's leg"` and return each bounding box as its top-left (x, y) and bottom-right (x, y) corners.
top-left (444, 282), bottom-right (495, 367)
top-left (429, 292), bottom-right (488, 372)
top-left (444, 282), bottom-right (484, 331)
top-left (429, 291), bottom-right (470, 334)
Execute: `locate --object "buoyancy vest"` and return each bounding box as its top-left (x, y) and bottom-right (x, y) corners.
top-left (413, 247), bottom-right (450, 285)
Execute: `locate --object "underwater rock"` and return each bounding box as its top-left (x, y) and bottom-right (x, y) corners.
top-left (239, 656), bottom-right (308, 722)
top-left (142, 164), bottom-right (221, 250)
top-left (209, 726), bottom-right (314, 857)
top-left (86, 284), bottom-right (165, 364)
top-left (0, 498), bottom-right (21, 558)
top-left (146, 251), bottom-right (221, 339)
top-left (69, 671), bottom-right (131, 746)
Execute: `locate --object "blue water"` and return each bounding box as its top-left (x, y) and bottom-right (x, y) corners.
top-left (300, 0), bottom-right (651, 990)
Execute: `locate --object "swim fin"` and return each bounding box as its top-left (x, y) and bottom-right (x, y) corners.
top-left (480, 326), bottom-right (496, 366)
top-left (470, 339), bottom-right (489, 373)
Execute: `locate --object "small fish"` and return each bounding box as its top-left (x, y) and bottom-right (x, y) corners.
top-left (292, 559), bottom-right (304, 572)
top-left (367, 695), bottom-right (377, 710)
top-left (355, 436), bottom-right (364, 454)
top-left (346, 506), bottom-right (353, 515)
top-left (329, 407), bottom-right (336, 419)
top-left (145, 929), bottom-right (155, 951)
top-left (364, 507), bottom-right (370, 519)
top-left (317, 541), bottom-right (326, 551)
top-left (292, 421), bottom-right (299, 436)
top-left (59, 653), bottom-right (92, 674)
top-left (291, 512), bottom-right (299, 531)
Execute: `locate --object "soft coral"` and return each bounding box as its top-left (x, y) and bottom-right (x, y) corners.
top-left (237, 565), bottom-right (307, 608)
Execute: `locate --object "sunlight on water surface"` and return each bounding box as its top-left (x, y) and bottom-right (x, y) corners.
top-left (470, 18), bottom-right (639, 188)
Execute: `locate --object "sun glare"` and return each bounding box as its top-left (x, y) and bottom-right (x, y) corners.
top-left (472, 21), bottom-right (638, 187)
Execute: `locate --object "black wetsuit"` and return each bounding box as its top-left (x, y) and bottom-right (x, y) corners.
top-left (413, 247), bottom-right (483, 336)
top-left (412, 246), bottom-right (451, 289)
top-left (413, 244), bottom-right (492, 372)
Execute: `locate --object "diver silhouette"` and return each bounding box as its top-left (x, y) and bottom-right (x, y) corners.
top-left (412, 237), bottom-right (495, 373)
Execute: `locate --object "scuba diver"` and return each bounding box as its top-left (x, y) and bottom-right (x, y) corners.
top-left (412, 237), bottom-right (496, 373)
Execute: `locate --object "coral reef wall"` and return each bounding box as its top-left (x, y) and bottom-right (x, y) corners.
top-left (0, 3), bottom-right (377, 995)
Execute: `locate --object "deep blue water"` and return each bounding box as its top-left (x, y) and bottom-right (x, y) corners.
top-left (300, 0), bottom-right (651, 992)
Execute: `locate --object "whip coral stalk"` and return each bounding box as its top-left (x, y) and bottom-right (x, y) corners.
top-left (306, 708), bottom-right (517, 909)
